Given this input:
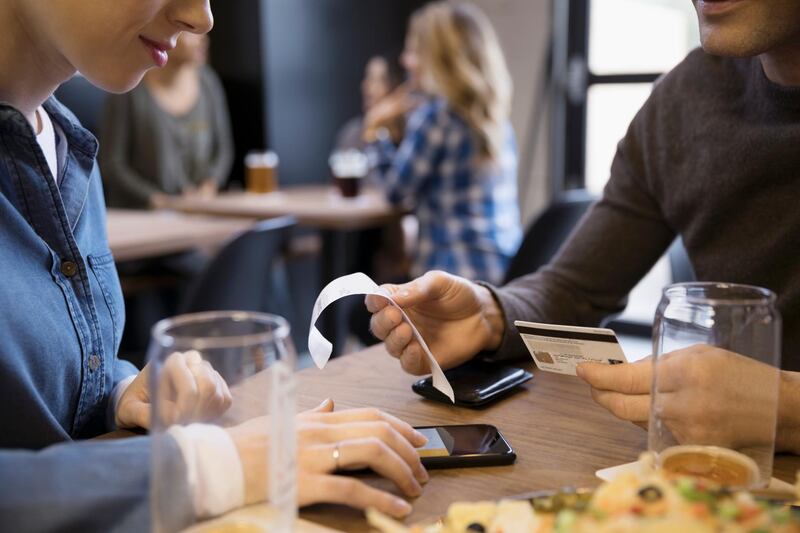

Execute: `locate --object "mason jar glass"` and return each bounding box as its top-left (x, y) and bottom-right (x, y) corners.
top-left (650, 282), bottom-right (781, 488)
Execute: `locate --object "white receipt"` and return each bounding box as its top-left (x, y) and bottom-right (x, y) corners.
top-left (308, 272), bottom-right (455, 403)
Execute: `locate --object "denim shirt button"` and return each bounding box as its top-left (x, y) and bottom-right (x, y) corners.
top-left (88, 354), bottom-right (101, 371)
top-left (60, 260), bottom-right (78, 278)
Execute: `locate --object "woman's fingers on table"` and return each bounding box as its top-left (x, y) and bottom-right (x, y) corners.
top-left (298, 473), bottom-right (413, 518)
top-left (299, 398), bottom-right (335, 416)
top-left (300, 438), bottom-right (422, 498)
top-left (163, 352), bottom-right (199, 418)
top-left (185, 356), bottom-right (232, 417)
top-left (160, 351), bottom-right (234, 423)
top-left (590, 388), bottom-right (650, 423)
top-left (299, 407), bottom-right (428, 448)
top-left (301, 421), bottom-right (428, 483)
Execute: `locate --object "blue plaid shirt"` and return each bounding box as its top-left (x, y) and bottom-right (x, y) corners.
top-left (369, 98), bottom-right (522, 284)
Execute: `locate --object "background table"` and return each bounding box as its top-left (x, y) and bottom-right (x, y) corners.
top-left (291, 346), bottom-right (800, 531)
top-left (107, 209), bottom-right (254, 262)
top-left (166, 186), bottom-right (404, 231)
top-left (168, 186), bottom-right (409, 355)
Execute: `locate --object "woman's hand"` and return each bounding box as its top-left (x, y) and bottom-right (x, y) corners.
top-left (182, 180), bottom-right (217, 199)
top-left (115, 350), bottom-right (232, 429)
top-left (577, 345), bottom-right (780, 449)
top-left (227, 400), bottom-right (429, 519)
top-left (363, 84), bottom-right (417, 143)
top-left (149, 192), bottom-right (171, 210)
top-left (366, 271), bottom-right (506, 374)
top-left (296, 400), bottom-right (429, 517)
top-left (198, 180), bottom-right (218, 199)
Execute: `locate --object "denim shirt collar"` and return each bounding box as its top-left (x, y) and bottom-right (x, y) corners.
top-left (0, 97), bottom-right (97, 234)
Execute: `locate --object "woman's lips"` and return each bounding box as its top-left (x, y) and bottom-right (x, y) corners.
top-left (140, 36), bottom-right (171, 68)
top-left (697, 0), bottom-right (744, 16)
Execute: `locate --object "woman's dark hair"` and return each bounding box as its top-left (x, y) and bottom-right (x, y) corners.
top-left (372, 49), bottom-right (405, 90)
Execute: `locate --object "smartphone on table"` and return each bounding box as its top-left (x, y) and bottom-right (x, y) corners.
top-left (412, 360), bottom-right (533, 408)
top-left (414, 424), bottom-right (516, 469)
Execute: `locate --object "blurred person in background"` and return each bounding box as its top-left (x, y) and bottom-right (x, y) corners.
top-left (100, 32), bottom-right (234, 209)
top-left (334, 54), bottom-right (404, 153)
top-left (0, 0), bottom-right (428, 530)
top-left (364, 9), bottom-right (427, 147)
top-left (364, 1), bottom-right (522, 286)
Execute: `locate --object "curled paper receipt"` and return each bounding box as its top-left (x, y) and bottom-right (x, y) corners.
top-left (308, 272), bottom-right (455, 402)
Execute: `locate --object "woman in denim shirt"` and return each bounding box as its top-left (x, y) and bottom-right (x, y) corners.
top-left (0, 1), bottom-right (427, 530)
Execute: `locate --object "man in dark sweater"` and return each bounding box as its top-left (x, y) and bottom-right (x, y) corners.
top-left (367, 0), bottom-right (800, 453)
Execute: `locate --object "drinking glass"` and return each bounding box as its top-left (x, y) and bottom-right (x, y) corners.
top-left (245, 151), bottom-right (279, 193)
top-left (649, 282), bottom-right (781, 487)
top-left (149, 311), bottom-right (297, 532)
top-left (329, 149), bottom-right (368, 198)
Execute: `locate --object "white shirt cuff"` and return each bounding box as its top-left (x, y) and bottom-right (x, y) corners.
top-left (108, 374), bottom-right (137, 430)
top-left (168, 424), bottom-right (245, 518)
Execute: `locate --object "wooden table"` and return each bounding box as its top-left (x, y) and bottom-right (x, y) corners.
top-left (107, 209), bottom-right (255, 262)
top-left (168, 186), bottom-right (408, 355)
top-left (166, 186), bottom-right (404, 231)
top-left (289, 345), bottom-right (800, 531)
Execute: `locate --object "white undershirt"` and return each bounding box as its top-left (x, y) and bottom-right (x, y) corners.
top-left (35, 107), bottom-right (59, 183)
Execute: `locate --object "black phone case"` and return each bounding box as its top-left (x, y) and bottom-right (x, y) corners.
top-left (421, 451), bottom-right (517, 469)
top-left (415, 424), bottom-right (517, 469)
top-left (411, 360), bottom-right (533, 408)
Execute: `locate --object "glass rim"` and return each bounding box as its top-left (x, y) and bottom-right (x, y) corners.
top-left (151, 310), bottom-right (291, 351)
top-left (663, 282), bottom-right (776, 306)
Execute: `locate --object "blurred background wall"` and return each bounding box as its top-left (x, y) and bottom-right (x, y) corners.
top-left (260, 0), bottom-right (427, 187)
top-left (473, 0), bottom-right (552, 226)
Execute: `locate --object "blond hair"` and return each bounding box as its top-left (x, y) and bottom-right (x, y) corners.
top-left (412, 1), bottom-right (512, 161)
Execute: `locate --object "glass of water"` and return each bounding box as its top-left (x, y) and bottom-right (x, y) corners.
top-left (148, 311), bottom-right (297, 532)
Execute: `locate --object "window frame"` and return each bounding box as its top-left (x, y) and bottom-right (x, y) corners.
top-left (553, 0), bottom-right (664, 191)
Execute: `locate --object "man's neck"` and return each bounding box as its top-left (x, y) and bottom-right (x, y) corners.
top-left (0, 3), bottom-right (75, 127)
top-left (760, 39), bottom-right (800, 87)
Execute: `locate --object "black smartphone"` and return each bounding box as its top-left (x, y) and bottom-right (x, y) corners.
top-left (414, 424), bottom-right (516, 469)
top-left (412, 360), bottom-right (533, 408)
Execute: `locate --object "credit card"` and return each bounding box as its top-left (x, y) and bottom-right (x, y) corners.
top-left (514, 320), bottom-right (628, 376)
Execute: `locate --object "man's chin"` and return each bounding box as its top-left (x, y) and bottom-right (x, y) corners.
top-left (700, 30), bottom-right (765, 58)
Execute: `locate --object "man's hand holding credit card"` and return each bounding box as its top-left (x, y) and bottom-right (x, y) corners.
top-left (514, 320), bottom-right (628, 375)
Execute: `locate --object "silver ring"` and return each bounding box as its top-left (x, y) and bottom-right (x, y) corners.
top-left (332, 443), bottom-right (341, 470)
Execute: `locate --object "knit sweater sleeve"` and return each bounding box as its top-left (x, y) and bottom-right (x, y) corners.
top-left (487, 84), bottom-right (676, 360)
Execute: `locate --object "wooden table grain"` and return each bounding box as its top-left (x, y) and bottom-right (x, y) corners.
top-left (107, 208), bottom-right (255, 262)
top-left (293, 345), bottom-right (800, 532)
top-left (166, 186), bottom-right (405, 231)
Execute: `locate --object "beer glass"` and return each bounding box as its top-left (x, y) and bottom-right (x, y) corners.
top-left (245, 151), bottom-right (279, 193)
top-left (329, 149), bottom-right (368, 198)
